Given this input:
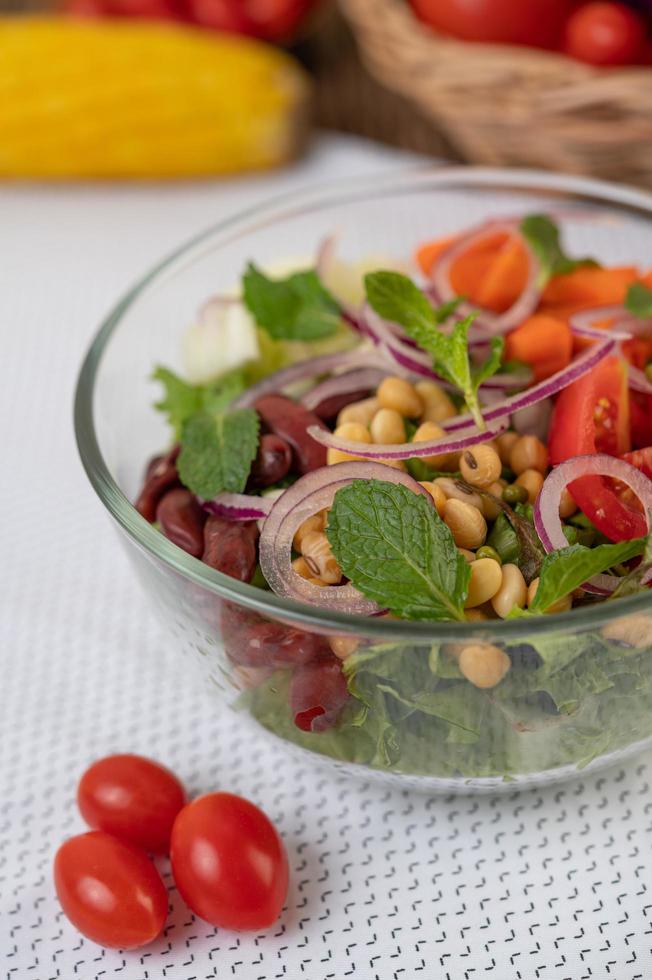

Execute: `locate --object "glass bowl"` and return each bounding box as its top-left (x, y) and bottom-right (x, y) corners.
top-left (74, 166), bottom-right (652, 792)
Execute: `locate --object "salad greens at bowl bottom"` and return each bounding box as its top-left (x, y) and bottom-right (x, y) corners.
top-left (135, 212), bottom-right (652, 781)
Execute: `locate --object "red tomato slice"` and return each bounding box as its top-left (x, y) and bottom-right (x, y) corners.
top-left (77, 754), bottom-right (186, 854)
top-left (549, 355), bottom-right (647, 541)
top-left (631, 392), bottom-right (652, 449)
top-left (622, 447), bottom-right (652, 481)
top-left (54, 832), bottom-right (168, 949)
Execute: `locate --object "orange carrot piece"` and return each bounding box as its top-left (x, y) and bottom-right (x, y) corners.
top-left (541, 266), bottom-right (639, 309)
top-left (474, 237), bottom-right (529, 314)
top-left (505, 313), bottom-right (573, 382)
top-left (415, 235), bottom-right (457, 276)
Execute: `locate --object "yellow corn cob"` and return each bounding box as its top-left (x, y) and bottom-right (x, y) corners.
top-left (0, 17), bottom-right (310, 178)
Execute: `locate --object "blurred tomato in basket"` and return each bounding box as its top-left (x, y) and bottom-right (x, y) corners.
top-left (409, 0), bottom-right (574, 47)
top-left (65, 0), bottom-right (323, 41)
top-left (410, 0), bottom-right (650, 65)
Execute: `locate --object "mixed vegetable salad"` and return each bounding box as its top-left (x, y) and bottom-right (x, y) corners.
top-left (136, 213), bottom-right (652, 779)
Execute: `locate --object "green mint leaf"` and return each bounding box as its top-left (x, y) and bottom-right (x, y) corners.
top-left (365, 271), bottom-right (496, 428)
top-left (531, 538), bottom-right (646, 612)
top-left (473, 337), bottom-right (505, 388)
top-left (326, 479), bottom-right (470, 621)
top-left (520, 214), bottom-right (598, 287)
top-left (365, 270), bottom-right (446, 358)
top-left (177, 407), bottom-right (259, 499)
top-left (611, 519), bottom-right (652, 598)
top-left (153, 366), bottom-right (245, 438)
top-left (242, 263), bottom-right (340, 341)
top-left (625, 282), bottom-right (652, 319)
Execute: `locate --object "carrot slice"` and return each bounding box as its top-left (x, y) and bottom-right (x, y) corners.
top-left (416, 230), bottom-right (510, 286)
top-left (474, 237), bottom-right (530, 314)
top-left (541, 266), bottom-right (639, 309)
top-left (505, 314), bottom-right (573, 382)
top-left (416, 235), bottom-right (457, 276)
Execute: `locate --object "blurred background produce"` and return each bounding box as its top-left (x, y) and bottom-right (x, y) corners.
top-left (0, 0), bottom-right (651, 181)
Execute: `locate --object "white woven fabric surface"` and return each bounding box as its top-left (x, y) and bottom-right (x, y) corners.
top-left (2, 135), bottom-right (652, 980)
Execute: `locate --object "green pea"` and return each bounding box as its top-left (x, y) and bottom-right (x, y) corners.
top-left (502, 484), bottom-right (528, 505)
top-left (476, 545), bottom-right (502, 565)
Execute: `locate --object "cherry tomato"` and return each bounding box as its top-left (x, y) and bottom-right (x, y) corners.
top-left (562, 2), bottom-right (647, 65)
top-left (243, 0), bottom-right (316, 39)
top-left (184, 0), bottom-right (317, 38)
top-left (290, 658), bottom-right (349, 732)
top-left (409, 0), bottom-right (573, 47)
top-left (77, 754), bottom-right (186, 854)
top-left (170, 793), bottom-right (288, 930)
top-left (184, 0), bottom-right (255, 32)
top-left (549, 355), bottom-right (648, 541)
top-left (54, 832), bottom-right (168, 949)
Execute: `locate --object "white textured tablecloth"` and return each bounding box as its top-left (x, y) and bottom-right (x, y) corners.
top-left (2, 135), bottom-right (652, 980)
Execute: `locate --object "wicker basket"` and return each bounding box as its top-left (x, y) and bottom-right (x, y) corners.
top-left (340, 0), bottom-right (652, 187)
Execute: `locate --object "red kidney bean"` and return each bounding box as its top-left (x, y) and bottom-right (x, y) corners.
top-left (311, 388), bottom-right (373, 423)
top-left (248, 434), bottom-right (292, 489)
top-left (254, 394), bottom-right (327, 475)
top-left (156, 488), bottom-right (206, 558)
top-left (202, 515), bottom-right (259, 583)
top-left (135, 446), bottom-right (180, 522)
top-left (290, 658), bottom-right (349, 733)
top-left (221, 603), bottom-right (329, 669)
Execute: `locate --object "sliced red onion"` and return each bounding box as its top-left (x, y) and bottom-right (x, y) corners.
top-left (361, 305), bottom-right (531, 392)
top-left (198, 294), bottom-right (241, 325)
top-left (569, 305), bottom-right (634, 342)
top-left (316, 233), bottom-right (337, 284)
top-left (429, 221), bottom-right (541, 336)
top-left (534, 454), bottom-right (652, 595)
top-left (301, 367), bottom-right (388, 412)
top-left (442, 337), bottom-right (617, 433)
top-left (629, 365), bottom-right (652, 396)
top-left (231, 349), bottom-right (380, 409)
top-left (306, 422), bottom-right (505, 461)
top-left (259, 462), bottom-right (431, 615)
top-left (202, 493), bottom-right (272, 521)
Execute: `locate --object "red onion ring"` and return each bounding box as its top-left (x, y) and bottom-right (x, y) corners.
top-left (569, 306), bottom-right (635, 342)
top-left (301, 367), bottom-right (389, 412)
top-left (429, 221), bottom-right (541, 336)
top-left (231, 349), bottom-right (382, 409)
top-left (259, 462), bottom-right (431, 615)
top-left (442, 337), bottom-right (617, 433)
top-left (361, 305), bottom-right (532, 392)
top-left (198, 294), bottom-right (240, 324)
top-left (533, 454), bottom-right (652, 595)
top-left (306, 422), bottom-right (505, 461)
top-left (202, 493), bottom-right (272, 521)
top-left (316, 233), bottom-right (337, 285)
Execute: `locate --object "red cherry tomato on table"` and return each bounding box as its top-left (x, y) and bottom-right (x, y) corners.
top-left (171, 792), bottom-right (289, 930)
top-left (409, 0), bottom-right (573, 47)
top-left (548, 355), bottom-right (649, 541)
top-left (562, 2), bottom-right (647, 65)
top-left (54, 831), bottom-right (168, 949)
top-left (77, 754), bottom-right (186, 854)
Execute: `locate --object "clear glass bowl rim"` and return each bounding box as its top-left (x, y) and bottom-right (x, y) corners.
top-left (74, 164), bottom-right (652, 641)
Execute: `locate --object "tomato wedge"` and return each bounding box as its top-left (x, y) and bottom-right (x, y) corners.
top-left (549, 355), bottom-right (647, 541)
top-left (623, 447), bottom-right (652, 480)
